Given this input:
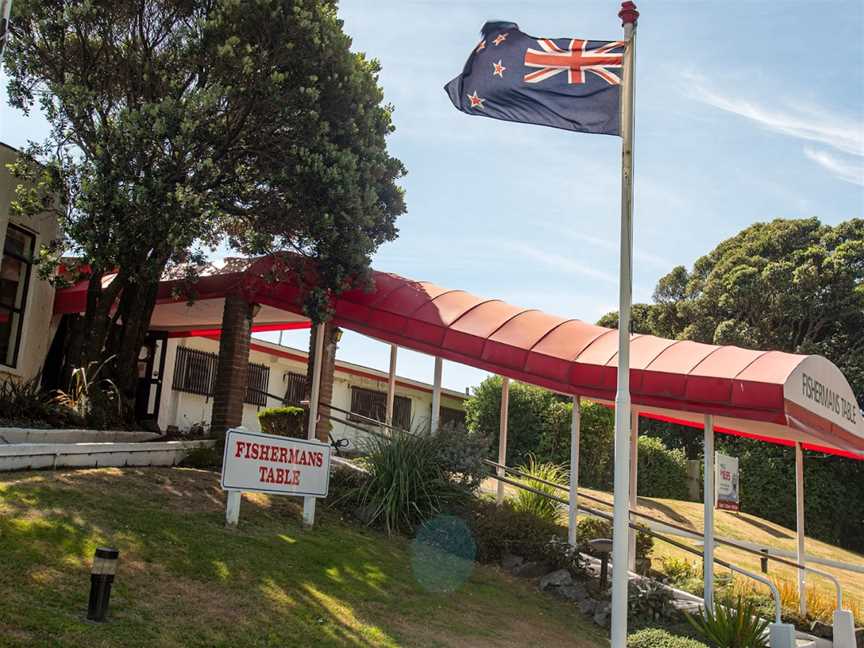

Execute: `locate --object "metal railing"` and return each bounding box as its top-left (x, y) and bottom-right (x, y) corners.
top-left (483, 457), bottom-right (849, 612)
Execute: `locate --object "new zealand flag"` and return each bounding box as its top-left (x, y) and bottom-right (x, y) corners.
top-left (445, 22), bottom-right (624, 136)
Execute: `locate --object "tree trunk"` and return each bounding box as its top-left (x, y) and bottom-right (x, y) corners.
top-left (304, 322), bottom-right (340, 442)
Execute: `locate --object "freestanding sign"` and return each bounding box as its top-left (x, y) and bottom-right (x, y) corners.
top-left (221, 428), bottom-right (331, 525)
top-left (715, 452), bottom-right (740, 511)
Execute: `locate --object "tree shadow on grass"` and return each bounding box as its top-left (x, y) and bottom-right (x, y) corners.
top-left (636, 496), bottom-right (696, 529)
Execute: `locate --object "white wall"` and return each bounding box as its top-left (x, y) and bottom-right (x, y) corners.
top-left (0, 144), bottom-right (61, 383)
top-left (157, 337), bottom-right (466, 452)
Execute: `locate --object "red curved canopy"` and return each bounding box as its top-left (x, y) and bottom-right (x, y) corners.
top-left (54, 258), bottom-right (864, 460)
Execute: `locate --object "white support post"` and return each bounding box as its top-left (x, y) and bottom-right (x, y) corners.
top-left (303, 322), bottom-right (325, 528)
top-left (430, 357), bottom-right (443, 433)
top-left (704, 414), bottom-right (715, 610)
top-left (610, 6), bottom-right (638, 647)
top-left (496, 377), bottom-right (510, 506)
top-left (628, 410), bottom-right (639, 571)
top-left (225, 490), bottom-right (241, 527)
top-left (385, 344), bottom-right (398, 428)
top-left (568, 396), bottom-right (581, 546)
top-left (795, 442), bottom-right (806, 617)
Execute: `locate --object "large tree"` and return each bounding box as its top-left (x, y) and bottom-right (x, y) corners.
top-left (4, 0), bottom-right (405, 414)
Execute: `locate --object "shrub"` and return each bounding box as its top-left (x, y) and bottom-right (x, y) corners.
top-left (357, 431), bottom-right (453, 535)
top-left (629, 578), bottom-right (676, 624)
top-left (257, 406), bottom-right (304, 438)
top-left (0, 376), bottom-right (84, 429)
top-left (179, 445), bottom-right (221, 469)
top-left (575, 516), bottom-right (654, 562)
top-left (431, 423), bottom-right (490, 493)
top-left (509, 455), bottom-right (568, 524)
top-left (462, 499), bottom-right (564, 563)
top-left (686, 596), bottom-right (770, 648)
top-left (637, 436), bottom-right (690, 500)
top-left (628, 628), bottom-right (708, 648)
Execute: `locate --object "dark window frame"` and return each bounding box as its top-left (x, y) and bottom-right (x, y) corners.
top-left (284, 371), bottom-right (307, 405)
top-left (349, 385), bottom-right (411, 430)
top-left (0, 224), bottom-right (36, 368)
top-left (439, 406), bottom-right (466, 430)
top-left (171, 346), bottom-right (270, 407)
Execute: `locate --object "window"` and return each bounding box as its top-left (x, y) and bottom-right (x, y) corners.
top-left (245, 363), bottom-right (270, 407)
top-left (172, 347), bottom-right (218, 396)
top-left (350, 386), bottom-right (411, 430)
top-left (0, 225), bottom-right (36, 367)
top-left (439, 406), bottom-right (466, 429)
top-left (284, 372), bottom-right (307, 405)
top-left (172, 346), bottom-right (270, 406)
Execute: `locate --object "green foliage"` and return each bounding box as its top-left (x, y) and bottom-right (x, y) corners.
top-left (5, 0), bottom-right (406, 409)
top-left (714, 436), bottom-right (864, 552)
top-left (464, 377), bottom-right (615, 489)
top-left (627, 628), bottom-right (708, 648)
top-left (432, 424), bottom-right (490, 493)
top-left (257, 406), bottom-right (304, 438)
top-left (0, 377), bottom-right (84, 429)
top-left (575, 516), bottom-right (654, 562)
top-left (628, 579), bottom-right (676, 624)
top-left (464, 376), bottom-right (559, 466)
top-left (461, 499), bottom-right (565, 563)
top-left (179, 445), bottom-right (222, 470)
top-left (357, 431), bottom-right (452, 535)
top-left (508, 455), bottom-right (567, 524)
top-left (637, 436), bottom-right (690, 500)
top-left (685, 597), bottom-right (770, 648)
top-left (599, 218), bottom-right (864, 552)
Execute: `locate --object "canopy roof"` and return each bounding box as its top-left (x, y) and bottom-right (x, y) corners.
top-left (54, 257), bottom-right (864, 460)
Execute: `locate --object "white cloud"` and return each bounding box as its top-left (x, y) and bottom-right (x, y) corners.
top-left (803, 147), bottom-right (864, 187)
top-left (682, 70), bottom-right (864, 185)
top-left (520, 245), bottom-right (617, 284)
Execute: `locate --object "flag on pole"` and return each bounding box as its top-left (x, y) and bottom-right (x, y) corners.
top-left (445, 21), bottom-right (625, 136)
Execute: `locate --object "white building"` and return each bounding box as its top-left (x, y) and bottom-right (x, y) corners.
top-left (149, 335), bottom-right (466, 449)
top-left (0, 143), bottom-right (60, 383)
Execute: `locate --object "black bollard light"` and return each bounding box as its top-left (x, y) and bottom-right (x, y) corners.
top-left (87, 547), bottom-right (119, 622)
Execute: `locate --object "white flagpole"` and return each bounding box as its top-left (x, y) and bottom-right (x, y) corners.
top-left (610, 3), bottom-right (639, 648)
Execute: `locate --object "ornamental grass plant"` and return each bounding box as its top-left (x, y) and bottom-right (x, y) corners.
top-left (509, 455), bottom-right (568, 524)
top-left (685, 596), bottom-right (770, 648)
top-left (357, 430), bottom-right (453, 535)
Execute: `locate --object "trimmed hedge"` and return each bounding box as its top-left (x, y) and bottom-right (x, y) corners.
top-left (637, 436), bottom-right (690, 500)
top-left (627, 628), bottom-right (708, 648)
top-left (257, 406), bottom-right (304, 438)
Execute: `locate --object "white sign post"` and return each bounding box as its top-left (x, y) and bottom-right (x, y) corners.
top-left (715, 452), bottom-right (740, 512)
top-left (221, 428), bottom-right (332, 526)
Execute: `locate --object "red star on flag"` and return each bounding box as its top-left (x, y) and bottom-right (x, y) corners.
top-left (492, 60), bottom-right (506, 77)
top-left (476, 40), bottom-right (486, 53)
top-left (467, 91), bottom-right (485, 109)
top-left (493, 33), bottom-right (508, 46)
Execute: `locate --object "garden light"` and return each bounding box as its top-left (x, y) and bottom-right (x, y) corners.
top-left (87, 547), bottom-right (119, 622)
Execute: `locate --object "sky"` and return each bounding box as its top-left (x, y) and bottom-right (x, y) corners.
top-left (2, 0), bottom-right (863, 393)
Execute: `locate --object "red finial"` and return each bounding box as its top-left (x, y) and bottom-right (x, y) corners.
top-left (619, 1), bottom-right (639, 26)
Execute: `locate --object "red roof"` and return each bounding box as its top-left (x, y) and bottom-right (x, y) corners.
top-left (54, 258), bottom-right (864, 459)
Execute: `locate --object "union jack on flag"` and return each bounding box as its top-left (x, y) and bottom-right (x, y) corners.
top-left (524, 39), bottom-right (624, 85)
top-left (445, 22), bottom-right (625, 136)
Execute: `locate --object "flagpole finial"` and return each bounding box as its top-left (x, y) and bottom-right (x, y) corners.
top-left (619, 1), bottom-right (639, 27)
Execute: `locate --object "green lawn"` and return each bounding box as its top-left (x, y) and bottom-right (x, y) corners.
top-left (0, 468), bottom-right (607, 648)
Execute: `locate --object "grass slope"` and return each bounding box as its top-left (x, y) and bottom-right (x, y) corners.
top-left (485, 479), bottom-right (863, 612)
top-left (0, 468), bottom-right (607, 648)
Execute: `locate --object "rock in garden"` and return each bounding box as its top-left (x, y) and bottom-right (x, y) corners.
top-left (539, 569), bottom-right (573, 591)
top-left (501, 553), bottom-right (524, 571)
top-left (578, 598), bottom-right (596, 616)
top-left (592, 603), bottom-right (610, 627)
top-left (512, 560), bottom-right (553, 578)
top-left (556, 583), bottom-right (588, 602)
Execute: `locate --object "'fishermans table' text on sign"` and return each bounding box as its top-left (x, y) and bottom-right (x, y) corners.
top-left (220, 429), bottom-right (331, 498)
